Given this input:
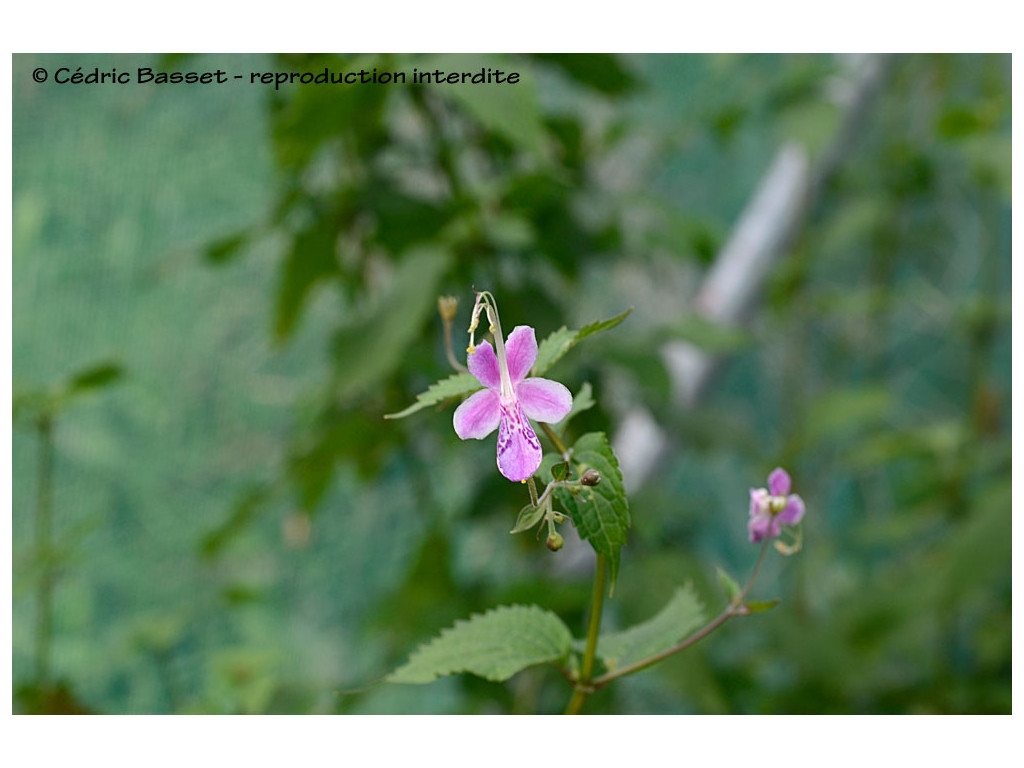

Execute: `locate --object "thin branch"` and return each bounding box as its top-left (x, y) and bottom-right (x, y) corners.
top-left (591, 539), bottom-right (771, 689)
top-left (539, 422), bottom-right (570, 459)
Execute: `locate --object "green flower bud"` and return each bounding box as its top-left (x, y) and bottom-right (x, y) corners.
top-left (546, 531), bottom-right (564, 551)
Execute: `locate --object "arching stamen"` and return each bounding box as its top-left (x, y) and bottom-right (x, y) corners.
top-left (467, 291), bottom-right (514, 399)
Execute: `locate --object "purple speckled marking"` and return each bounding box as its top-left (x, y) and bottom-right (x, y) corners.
top-left (496, 398), bottom-right (542, 481)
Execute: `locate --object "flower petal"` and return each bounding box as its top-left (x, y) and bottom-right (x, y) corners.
top-left (768, 467), bottom-right (791, 496)
top-left (496, 399), bottom-right (542, 482)
top-left (467, 340), bottom-right (501, 390)
top-left (453, 388), bottom-right (500, 440)
top-left (748, 512), bottom-right (779, 543)
top-left (749, 488), bottom-right (770, 517)
top-left (516, 377), bottom-right (572, 424)
top-left (777, 494), bottom-right (805, 526)
top-left (504, 326), bottom-right (538, 383)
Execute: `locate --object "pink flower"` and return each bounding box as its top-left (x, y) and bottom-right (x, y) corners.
top-left (748, 467), bottom-right (805, 543)
top-left (453, 325), bottom-right (572, 482)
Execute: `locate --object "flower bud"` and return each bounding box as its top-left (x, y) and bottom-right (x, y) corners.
top-left (546, 531), bottom-right (564, 551)
top-left (581, 469), bottom-right (602, 486)
top-left (437, 295), bottom-right (459, 323)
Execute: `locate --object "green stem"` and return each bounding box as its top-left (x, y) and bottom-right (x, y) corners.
top-left (565, 553), bottom-right (607, 715)
top-left (736, 537), bottom-right (772, 606)
top-left (34, 414), bottom-right (55, 686)
top-left (539, 422), bottom-right (570, 459)
top-left (441, 315), bottom-right (468, 374)
top-left (590, 539), bottom-right (772, 690)
top-left (526, 476), bottom-right (539, 507)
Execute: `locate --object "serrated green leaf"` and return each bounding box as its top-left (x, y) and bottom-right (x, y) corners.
top-left (590, 584), bottom-right (705, 671)
top-left (510, 503), bottom-right (545, 534)
top-left (575, 307), bottom-right (634, 343)
top-left (384, 373), bottom-right (481, 420)
top-left (717, 566), bottom-right (741, 602)
top-left (532, 326), bottom-right (575, 377)
top-left (554, 432), bottom-right (630, 594)
top-left (387, 604), bottom-right (573, 684)
top-left (532, 308), bottom-right (632, 377)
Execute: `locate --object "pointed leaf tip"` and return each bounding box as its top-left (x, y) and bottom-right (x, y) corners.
top-left (531, 307), bottom-right (632, 377)
top-left (385, 373), bottom-right (481, 420)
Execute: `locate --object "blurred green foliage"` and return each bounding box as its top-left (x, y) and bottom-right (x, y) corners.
top-left (13, 53), bottom-right (1010, 713)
